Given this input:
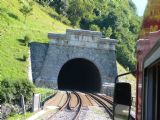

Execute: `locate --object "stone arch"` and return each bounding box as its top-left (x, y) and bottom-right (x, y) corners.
top-left (57, 58), bottom-right (101, 92)
top-left (31, 29), bottom-right (117, 93)
top-left (53, 54), bottom-right (104, 86)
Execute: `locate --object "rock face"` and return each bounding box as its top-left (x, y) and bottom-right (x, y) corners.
top-left (1, 103), bottom-right (32, 119)
top-left (30, 29), bottom-right (117, 93)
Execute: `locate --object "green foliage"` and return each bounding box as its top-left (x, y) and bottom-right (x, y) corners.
top-left (102, 27), bottom-right (112, 38)
top-left (7, 112), bottom-right (33, 120)
top-left (36, 0), bottom-right (53, 6)
top-left (58, 14), bottom-right (71, 25)
top-left (35, 88), bottom-right (55, 102)
top-left (67, 0), bottom-right (93, 26)
top-left (116, 44), bottom-right (136, 71)
top-left (19, 4), bottom-right (33, 22)
top-left (0, 79), bottom-right (15, 103)
top-left (89, 24), bottom-right (100, 31)
top-left (35, 87), bottom-right (54, 95)
top-left (22, 54), bottom-right (28, 61)
top-left (50, 0), bottom-right (69, 15)
top-left (0, 79), bottom-right (35, 104)
top-left (24, 35), bottom-right (31, 46)
top-left (129, 0), bottom-right (137, 12)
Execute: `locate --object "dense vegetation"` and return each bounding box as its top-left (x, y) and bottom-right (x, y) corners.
top-left (0, 79), bottom-right (35, 104)
top-left (37, 0), bottom-right (141, 71)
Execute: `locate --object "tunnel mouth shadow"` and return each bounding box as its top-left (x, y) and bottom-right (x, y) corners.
top-left (58, 58), bottom-right (101, 93)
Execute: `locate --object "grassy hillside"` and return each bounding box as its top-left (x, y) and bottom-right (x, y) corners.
top-left (0, 0), bottom-right (136, 92)
top-left (0, 0), bottom-right (70, 80)
top-left (117, 62), bottom-right (136, 98)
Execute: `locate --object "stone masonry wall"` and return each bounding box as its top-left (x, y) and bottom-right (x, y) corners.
top-left (30, 42), bottom-right (48, 82)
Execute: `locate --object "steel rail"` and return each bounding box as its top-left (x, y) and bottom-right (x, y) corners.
top-left (72, 92), bottom-right (82, 120)
top-left (47, 91), bottom-right (71, 120)
top-left (59, 91), bottom-right (71, 111)
top-left (94, 94), bottom-right (113, 105)
top-left (68, 92), bottom-right (81, 111)
top-left (88, 93), bottom-right (113, 119)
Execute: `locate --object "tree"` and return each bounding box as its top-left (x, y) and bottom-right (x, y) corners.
top-left (67, 0), bottom-right (93, 26)
top-left (50, 0), bottom-right (69, 15)
top-left (67, 0), bottom-right (84, 26)
top-left (19, 4), bottom-right (33, 23)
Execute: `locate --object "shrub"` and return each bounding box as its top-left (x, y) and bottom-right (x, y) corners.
top-left (89, 24), bottom-right (100, 31)
top-left (0, 79), bottom-right (35, 104)
top-left (22, 54), bottom-right (28, 61)
top-left (59, 15), bottom-right (71, 25)
top-left (7, 13), bottom-right (19, 20)
top-left (13, 79), bottom-right (35, 102)
top-left (0, 79), bottom-right (15, 103)
top-left (102, 27), bottom-right (112, 38)
top-left (19, 4), bottom-right (33, 23)
top-left (16, 54), bottom-right (28, 62)
top-left (24, 35), bottom-right (31, 46)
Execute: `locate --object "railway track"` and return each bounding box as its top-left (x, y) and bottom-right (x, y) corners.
top-left (47, 91), bottom-right (82, 120)
top-left (87, 93), bottom-right (113, 119)
top-left (59, 91), bottom-right (71, 111)
top-left (94, 94), bottom-right (113, 105)
top-left (44, 91), bottom-right (116, 120)
top-left (71, 92), bottom-right (82, 120)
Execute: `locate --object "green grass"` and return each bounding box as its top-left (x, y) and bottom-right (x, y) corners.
top-left (7, 112), bottom-right (33, 120)
top-left (35, 87), bottom-right (56, 102)
top-left (35, 87), bottom-right (54, 94)
top-left (0, 0), bottom-right (70, 81)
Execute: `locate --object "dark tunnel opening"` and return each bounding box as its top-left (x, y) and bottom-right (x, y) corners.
top-left (58, 58), bottom-right (101, 92)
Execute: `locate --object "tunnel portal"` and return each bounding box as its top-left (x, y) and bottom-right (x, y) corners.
top-left (31, 29), bottom-right (118, 94)
top-left (58, 58), bottom-right (101, 92)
